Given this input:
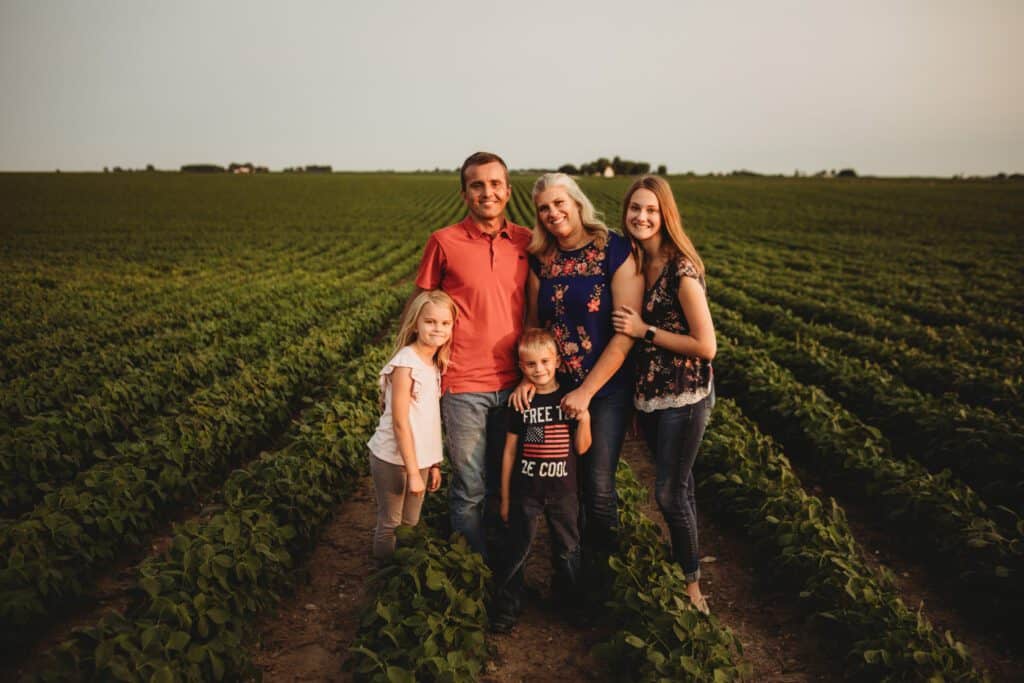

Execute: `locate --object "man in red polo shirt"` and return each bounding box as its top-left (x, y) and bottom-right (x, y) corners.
top-left (413, 151), bottom-right (531, 557)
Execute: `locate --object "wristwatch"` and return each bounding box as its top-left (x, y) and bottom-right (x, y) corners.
top-left (643, 326), bottom-right (657, 342)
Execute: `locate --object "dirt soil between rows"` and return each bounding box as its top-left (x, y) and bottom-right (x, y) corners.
top-left (246, 438), bottom-right (854, 682)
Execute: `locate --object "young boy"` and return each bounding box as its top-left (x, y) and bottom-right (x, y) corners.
top-left (490, 328), bottom-right (592, 633)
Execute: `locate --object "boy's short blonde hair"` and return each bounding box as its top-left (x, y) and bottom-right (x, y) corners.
top-left (518, 328), bottom-right (559, 357)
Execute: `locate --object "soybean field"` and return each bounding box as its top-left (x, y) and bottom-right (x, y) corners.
top-left (1, 172), bottom-right (1022, 681)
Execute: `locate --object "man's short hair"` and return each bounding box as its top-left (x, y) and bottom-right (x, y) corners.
top-left (460, 151), bottom-right (509, 191)
top-left (518, 327), bottom-right (558, 357)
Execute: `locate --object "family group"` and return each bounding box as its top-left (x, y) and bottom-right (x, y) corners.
top-left (365, 151), bottom-right (716, 632)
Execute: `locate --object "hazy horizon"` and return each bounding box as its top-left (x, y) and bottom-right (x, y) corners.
top-left (2, 1), bottom-right (1021, 176)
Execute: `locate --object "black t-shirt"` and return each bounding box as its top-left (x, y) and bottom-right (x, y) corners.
top-left (506, 386), bottom-right (578, 500)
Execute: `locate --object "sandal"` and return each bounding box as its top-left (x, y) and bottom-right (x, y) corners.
top-left (690, 594), bottom-right (710, 616)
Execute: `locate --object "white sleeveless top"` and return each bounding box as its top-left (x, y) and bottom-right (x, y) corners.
top-left (367, 345), bottom-right (443, 469)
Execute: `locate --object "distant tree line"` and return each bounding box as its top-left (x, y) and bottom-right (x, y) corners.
top-left (178, 163), bottom-right (270, 174)
top-left (282, 165), bottom-right (333, 173)
top-left (556, 156), bottom-right (667, 177)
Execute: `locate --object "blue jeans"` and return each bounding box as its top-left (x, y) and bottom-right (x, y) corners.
top-left (493, 490), bottom-right (581, 618)
top-left (636, 385), bottom-right (715, 583)
top-left (580, 386), bottom-right (632, 552)
top-left (441, 389), bottom-right (511, 557)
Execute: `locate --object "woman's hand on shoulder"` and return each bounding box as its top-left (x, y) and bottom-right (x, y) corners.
top-left (509, 378), bottom-right (536, 411)
top-left (611, 304), bottom-right (645, 339)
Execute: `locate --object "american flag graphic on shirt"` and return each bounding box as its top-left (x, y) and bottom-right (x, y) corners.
top-left (523, 423), bottom-right (571, 459)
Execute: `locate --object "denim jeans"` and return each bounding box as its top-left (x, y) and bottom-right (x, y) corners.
top-left (440, 389), bottom-right (511, 558)
top-left (636, 384), bottom-right (715, 583)
top-left (580, 386), bottom-right (632, 553)
top-left (493, 490), bottom-right (581, 617)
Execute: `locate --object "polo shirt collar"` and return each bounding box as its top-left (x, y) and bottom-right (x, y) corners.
top-left (460, 215), bottom-right (513, 240)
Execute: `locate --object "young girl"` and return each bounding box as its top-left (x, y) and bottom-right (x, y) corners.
top-left (611, 176), bottom-right (717, 615)
top-left (366, 289), bottom-right (456, 560)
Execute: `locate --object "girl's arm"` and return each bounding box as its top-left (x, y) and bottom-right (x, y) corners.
top-left (509, 270), bottom-right (542, 411)
top-left (390, 366), bottom-right (426, 495)
top-left (561, 257), bottom-right (644, 416)
top-left (612, 276), bottom-right (716, 360)
top-left (500, 432), bottom-right (519, 523)
top-left (574, 409), bottom-right (592, 455)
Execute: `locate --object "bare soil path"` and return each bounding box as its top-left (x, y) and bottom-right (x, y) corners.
top-left (619, 439), bottom-right (838, 682)
top-left (800, 481), bottom-right (1021, 681)
top-left (248, 438), bottom-right (852, 682)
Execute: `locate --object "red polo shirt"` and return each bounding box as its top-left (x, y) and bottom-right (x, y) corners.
top-left (415, 216), bottom-right (532, 394)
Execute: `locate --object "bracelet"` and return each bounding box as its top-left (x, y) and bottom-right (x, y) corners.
top-left (429, 464), bottom-right (441, 470)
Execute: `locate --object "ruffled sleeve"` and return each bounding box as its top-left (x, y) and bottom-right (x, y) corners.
top-left (675, 256), bottom-right (706, 292)
top-left (379, 346), bottom-right (427, 403)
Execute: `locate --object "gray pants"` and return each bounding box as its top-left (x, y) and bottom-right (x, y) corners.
top-left (370, 455), bottom-right (430, 560)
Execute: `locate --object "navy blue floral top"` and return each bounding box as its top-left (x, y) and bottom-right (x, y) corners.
top-left (530, 232), bottom-right (633, 399)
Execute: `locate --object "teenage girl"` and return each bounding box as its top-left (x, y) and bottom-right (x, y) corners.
top-left (367, 289), bottom-right (457, 559)
top-left (611, 176), bottom-right (717, 614)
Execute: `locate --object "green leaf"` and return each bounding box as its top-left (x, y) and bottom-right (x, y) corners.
top-left (150, 665), bottom-right (175, 683)
top-left (680, 656), bottom-right (701, 675)
top-left (624, 634), bottom-right (646, 649)
top-left (386, 665), bottom-right (415, 683)
top-left (209, 650), bottom-right (225, 680)
top-left (139, 577), bottom-right (161, 598)
top-left (425, 568), bottom-right (445, 591)
top-left (207, 607), bottom-right (230, 625)
top-left (167, 630), bottom-right (190, 651)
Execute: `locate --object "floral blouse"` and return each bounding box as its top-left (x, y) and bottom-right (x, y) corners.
top-left (634, 254), bottom-right (713, 412)
top-left (531, 232), bottom-right (633, 399)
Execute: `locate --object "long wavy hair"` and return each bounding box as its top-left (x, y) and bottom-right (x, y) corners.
top-left (622, 175), bottom-right (705, 278)
top-left (393, 289), bottom-right (457, 373)
top-left (528, 173), bottom-right (609, 262)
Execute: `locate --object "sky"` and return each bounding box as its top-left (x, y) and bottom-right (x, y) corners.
top-left (0, 0), bottom-right (1021, 176)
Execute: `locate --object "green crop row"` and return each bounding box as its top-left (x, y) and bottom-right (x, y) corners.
top-left (0, 253), bottom-right (419, 514)
top-left (711, 317), bottom-right (1023, 623)
top-left (714, 261), bottom-right (1023, 379)
top-left (712, 279), bottom-right (1021, 419)
top-left (0, 244), bottom-right (323, 381)
top-left (713, 301), bottom-right (1024, 516)
top-left (0, 288), bottom-right (405, 646)
top-left (700, 398), bottom-right (986, 681)
top-left (0, 244), bottom-right (302, 352)
top-left (27, 341), bottom-right (395, 682)
top-left (593, 462), bottom-right (748, 682)
top-left (346, 526), bottom-right (490, 683)
top-left (0, 231), bottom-right (412, 386)
top-left (710, 237), bottom-right (1024, 347)
top-left (0, 239), bottom-right (405, 423)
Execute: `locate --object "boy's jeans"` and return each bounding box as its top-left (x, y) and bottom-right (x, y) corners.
top-left (493, 491), bottom-right (582, 615)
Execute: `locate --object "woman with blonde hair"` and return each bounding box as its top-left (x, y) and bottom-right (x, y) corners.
top-left (513, 172), bottom-right (643, 562)
top-left (611, 175), bottom-right (716, 614)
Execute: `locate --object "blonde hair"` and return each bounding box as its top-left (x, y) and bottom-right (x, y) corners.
top-left (528, 173), bottom-right (609, 262)
top-left (622, 175), bottom-right (705, 278)
top-left (394, 289), bottom-right (457, 373)
top-left (517, 327), bottom-right (559, 358)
